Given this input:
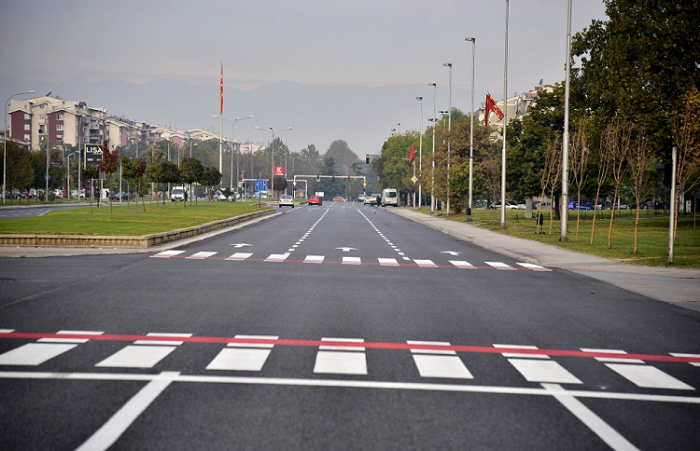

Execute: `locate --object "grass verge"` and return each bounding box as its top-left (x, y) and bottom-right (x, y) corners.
top-left (420, 207), bottom-right (700, 269)
top-left (0, 201), bottom-right (272, 236)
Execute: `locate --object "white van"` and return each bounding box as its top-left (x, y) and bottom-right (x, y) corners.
top-left (171, 186), bottom-right (186, 202)
top-left (381, 188), bottom-right (398, 207)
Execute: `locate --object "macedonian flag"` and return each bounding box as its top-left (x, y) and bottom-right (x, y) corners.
top-left (220, 62), bottom-right (224, 115)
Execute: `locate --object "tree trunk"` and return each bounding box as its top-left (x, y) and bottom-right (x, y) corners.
top-left (633, 202), bottom-right (640, 254)
top-left (608, 186), bottom-right (619, 249)
top-left (590, 189), bottom-right (602, 245)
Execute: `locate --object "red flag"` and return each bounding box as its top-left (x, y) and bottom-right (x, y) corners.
top-left (485, 92), bottom-right (504, 127)
top-left (408, 145), bottom-right (416, 164)
top-left (220, 62), bottom-right (224, 115)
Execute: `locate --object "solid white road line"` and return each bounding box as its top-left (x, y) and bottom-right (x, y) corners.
top-left (2, 371), bottom-right (699, 405)
top-left (75, 372), bottom-right (179, 451)
top-left (542, 383), bottom-right (641, 451)
top-left (0, 343), bottom-right (77, 366)
top-left (508, 359), bottom-right (583, 384)
top-left (151, 250), bottom-right (185, 258)
top-left (605, 364), bottom-right (694, 390)
top-left (95, 346), bottom-right (177, 368)
top-left (226, 253), bottom-right (253, 261)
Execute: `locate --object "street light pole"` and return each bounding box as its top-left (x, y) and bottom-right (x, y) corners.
top-left (255, 126), bottom-right (291, 198)
top-left (416, 96), bottom-right (423, 208)
top-left (444, 63), bottom-right (452, 217)
top-left (466, 37), bottom-right (476, 221)
top-left (429, 83), bottom-right (436, 214)
top-left (560, 0), bottom-right (573, 241)
top-left (215, 114), bottom-right (253, 193)
top-left (501, 0), bottom-right (510, 229)
top-left (4, 90), bottom-right (35, 204)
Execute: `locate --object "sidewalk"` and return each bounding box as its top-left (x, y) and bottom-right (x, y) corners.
top-left (389, 208), bottom-right (700, 310)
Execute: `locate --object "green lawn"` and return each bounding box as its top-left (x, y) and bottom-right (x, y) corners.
top-left (419, 207), bottom-right (700, 269)
top-left (0, 201), bottom-right (271, 236)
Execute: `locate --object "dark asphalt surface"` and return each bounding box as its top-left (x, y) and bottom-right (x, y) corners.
top-left (1, 201), bottom-right (699, 450)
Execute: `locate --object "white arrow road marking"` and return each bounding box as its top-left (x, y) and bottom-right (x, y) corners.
top-left (230, 243), bottom-right (252, 248)
top-left (441, 251), bottom-right (461, 256)
top-left (335, 247), bottom-right (358, 252)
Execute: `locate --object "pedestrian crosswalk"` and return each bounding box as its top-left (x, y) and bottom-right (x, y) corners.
top-left (1, 330), bottom-right (697, 393)
top-left (150, 250), bottom-right (551, 271)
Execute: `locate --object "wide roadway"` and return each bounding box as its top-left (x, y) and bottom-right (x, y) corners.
top-left (1, 201), bottom-right (699, 450)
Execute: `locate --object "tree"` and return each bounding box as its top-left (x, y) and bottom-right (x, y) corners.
top-left (180, 157), bottom-right (204, 207)
top-left (82, 166), bottom-right (99, 219)
top-left (326, 139), bottom-right (360, 173)
top-left (572, 0), bottom-right (700, 153)
top-left (606, 120), bottom-right (633, 249)
top-left (673, 85), bottom-right (700, 240)
top-left (200, 166), bottom-right (222, 205)
top-left (121, 156), bottom-right (138, 217)
top-left (160, 161), bottom-right (180, 207)
top-left (98, 140), bottom-right (120, 219)
top-left (629, 129), bottom-right (657, 254)
top-left (590, 134), bottom-right (613, 245)
top-left (569, 118), bottom-right (591, 241)
top-left (2, 141), bottom-right (33, 205)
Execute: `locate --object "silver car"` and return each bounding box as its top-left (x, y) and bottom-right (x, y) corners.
top-left (278, 194), bottom-right (294, 208)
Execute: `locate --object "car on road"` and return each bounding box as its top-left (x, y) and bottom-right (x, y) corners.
top-left (364, 195), bottom-right (377, 205)
top-left (381, 188), bottom-right (398, 207)
top-left (568, 201), bottom-right (593, 210)
top-left (278, 194), bottom-right (294, 208)
top-left (332, 196), bottom-right (346, 202)
top-left (308, 195), bottom-right (322, 206)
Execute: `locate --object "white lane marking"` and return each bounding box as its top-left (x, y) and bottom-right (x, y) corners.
top-left (486, 262), bottom-right (515, 270)
top-left (226, 252), bottom-right (253, 261)
top-left (516, 263), bottom-right (550, 271)
top-left (38, 330), bottom-right (104, 344)
top-left (605, 364), bottom-right (694, 390)
top-left (75, 372), bottom-right (179, 451)
top-left (494, 344), bottom-right (549, 359)
top-left (378, 258), bottom-right (399, 267)
top-left (187, 251), bottom-right (217, 259)
top-left (342, 256), bottom-right (361, 265)
top-left (542, 384), bottom-right (641, 451)
top-left (229, 243), bottom-right (252, 248)
top-left (265, 253), bottom-right (290, 262)
top-left (441, 251), bottom-right (461, 256)
top-left (134, 332), bottom-right (192, 346)
top-left (413, 259), bottom-right (437, 268)
top-left (407, 340), bottom-right (456, 355)
top-left (580, 348), bottom-right (644, 364)
top-left (2, 371), bottom-right (700, 405)
top-left (0, 329), bottom-right (15, 333)
top-left (206, 348), bottom-right (272, 371)
top-left (304, 255), bottom-right (325, 264)
top-left (508, 359), bottom-right (583, 384)
top-left (449, 260), bottom-right (475, 269)
top-left (315, 338), bottom-right (367, 375)
top-left (402, 257), bottom-right (411, 261)
top-left (95, 345), bottom-right (177, 368)
top-left (152, 250), bottom-right (185, 258)
top-left (0, 343), bottom-right (77, 366)
top-left (670, 353), bottom-right (700, 367)
top-left (412, 355), bottom-right (474, 379)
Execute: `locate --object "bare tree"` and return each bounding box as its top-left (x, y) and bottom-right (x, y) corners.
top-left (537, 137), bottom-right (560, 234)
top-left (590, 133), bottom-right (612, 245)
top-left (607, 120), bottom-right (632, 249)
top-left (569, 119), bottom-right (591, 241)
top-left (673, 85), bottom-right (700, 241)
top-left (629, 129), bottom-right (656, 253)
top-left (548, 140), bottom-right (563, 236)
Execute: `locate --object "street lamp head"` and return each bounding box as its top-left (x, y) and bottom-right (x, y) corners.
top-left (212, 114), bottom-right (219, 118)
top-left (444, 63), bottom-right (452, 67)
top-left (26, 90), bottom-right (35, 94)
top-left (286, 127), bottom-right (292, 130)
top-left (255, 126), bottom-right (261, 130)
top-left (429, 83), bottom-right (436, 87)
top-left (247, 115), bottom-right (254, 118)
top-left (465, 37), bottom-right (475, 42)
top-left (416, 96), bottom-right (422, 101)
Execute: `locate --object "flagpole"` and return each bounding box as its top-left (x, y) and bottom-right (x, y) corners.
top-left (219, 61), bottom-right (224, 175)
top-left (501, 0), bottom-right (509, 229)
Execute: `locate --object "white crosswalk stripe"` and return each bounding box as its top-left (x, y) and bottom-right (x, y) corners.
top-left (408, 341), bottom-right (473, 379)
top-left (96, 333), bottom-right (191, 369)
top-left (378, 258), bottom-right (399, 267)
top-left (486, 262), bottom-right (515, 270)
top-left (671, 353), bottom-right (700, 367)
top-left (449, 260), bottom-right (475, 269)
top-left (304, 255), bottom-right (325, 264)
top-left (605, 364), bottom-right (694, 390)
top-left (207, 335), bottom-right (278, 371)
top-left (314, 338), bottom-right (367, 375)
top-left (516, 263), bottom-right (550, 271)
top-left (152, 250), bottom-right (185, 258)
top-left (342, 257), bottom-right (361, 265)
top-left (226, 253), bottom-right (253, 261)
top-left (413, 259), bottom-right (437, 268)
top-left (187, 251), bottom-right (217, 259)
top-left (265, 253), bottom-right (290, 262)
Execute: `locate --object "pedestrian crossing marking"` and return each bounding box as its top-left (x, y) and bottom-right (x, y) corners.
top-left (606, 363), bottom-right (694, 390)
top-left (314, 338), bottom-right (367, 375)
top-left (95, 345), bottom-right (177, 368)
top-left (486, 262), bottom-right (515, 270)
top-left (508, 359), bottom-right (583, 384)
top-left (152, 250), bottom-right (185, 258)
top-left (408, 341), bottom-right (473, 379)
top-left (378, 258), bottom-right (399, 267)
top-left (187, 251), bottom-right (217, 259)
top-left (0, 343), bottom-right (77, 366)
top-left (580, 348), bottom-right (644, 364)
top-left (265, 253), bottom-right (290, 262)
top-left (413, 259), bottom-right (437, 268)
top-left (516, 263), bottom-right (550, 271)
top-left (449, 260), bottom-right (475, 269)
top-left (304, 255), bottom-right (325, 264)
top-left (495, 344), bottom-right (550, 359)
top-left (342, 257), bottom-right (361, 265)
top-left (207, 335), bottom-right (278, 371)
top-left (670, 353), bottom-right (700, 367)
top-left (226, 253), bottom-right (253, 261)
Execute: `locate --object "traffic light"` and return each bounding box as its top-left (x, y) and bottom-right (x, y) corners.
top-left (348, 176), bottom-right (351, 181)
top-left (316, 175), bottom-right (320, 182)
top-left (366, 154), bottom-right (370, 164)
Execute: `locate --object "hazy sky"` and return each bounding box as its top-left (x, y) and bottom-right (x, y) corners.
top-left (1, 0), bottom-right (607, 96)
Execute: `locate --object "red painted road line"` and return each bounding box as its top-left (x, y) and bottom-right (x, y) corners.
top-left (154, 255), bottom-right (551, 271)
top-left (1, 332), bottom-right (697, 363)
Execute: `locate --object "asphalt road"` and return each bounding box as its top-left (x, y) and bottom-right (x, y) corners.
top-left (1, 201), bottom-right (699, 450)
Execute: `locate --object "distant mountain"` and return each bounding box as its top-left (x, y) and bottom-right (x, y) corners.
top-left (0, 77), bottom-right (483, 155)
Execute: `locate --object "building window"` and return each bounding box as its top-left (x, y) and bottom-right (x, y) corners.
top-left (57, 135), bottom-right (63, 140)
top-left (24, 124), bottom-right (30, 131)
top-left (56, 114), bottom-right (63, 120)
top-left (56, 125), bottom-right (63, 131)
top-left (39, 114), bottom-right (46, 120)
top-left (24, 134), bottom-right (30, 141)
top-left (24, 113), bottom-right (30, 120)
top-left (40, 104), bottom-right (45, 109)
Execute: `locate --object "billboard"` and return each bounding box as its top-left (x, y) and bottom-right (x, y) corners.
top-left (84, 145), bottom-right (103, 167)
top-left (274, 166), bottom-right (285, 176)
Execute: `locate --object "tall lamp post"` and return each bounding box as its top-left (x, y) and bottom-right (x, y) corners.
top-left (443, 63), bottom-right (452, 217)
top-left (255, 126), bottom-right (292, 198)
top-left (465, 37), bottom-right (476, 221)
top-left (560, 0), bottom-right (573, 241)
top-left (416, 96), bottom-right (423, 208)
top-left (429, 83), bottom-right (437, 213)
top-left (501, 0), bottom-right (510, 229)
top-left (4, 90), bottom-right (35, 204)
top-left (214, 114), bottom-right (253, 192)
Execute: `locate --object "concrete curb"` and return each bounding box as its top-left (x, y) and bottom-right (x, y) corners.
top-left (0, 209), bottom-right (275, 249)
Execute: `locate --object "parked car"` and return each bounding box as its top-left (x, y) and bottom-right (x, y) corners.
top-left (365, 195), bottom-right (378, 205)
top-left (381, 188), bottom-right (398, 207)
top-left (568, 201), bottom-right (592, 210)
top-left (278, 194), bottom-right (294, 208)
top-left (488, 200), bottom-right (519, 210)
top-left (308, 195), bottom-right (322, 206)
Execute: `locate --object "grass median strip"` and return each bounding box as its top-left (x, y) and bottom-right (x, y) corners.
top-left (0, 202), bottom-right (272, 236)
